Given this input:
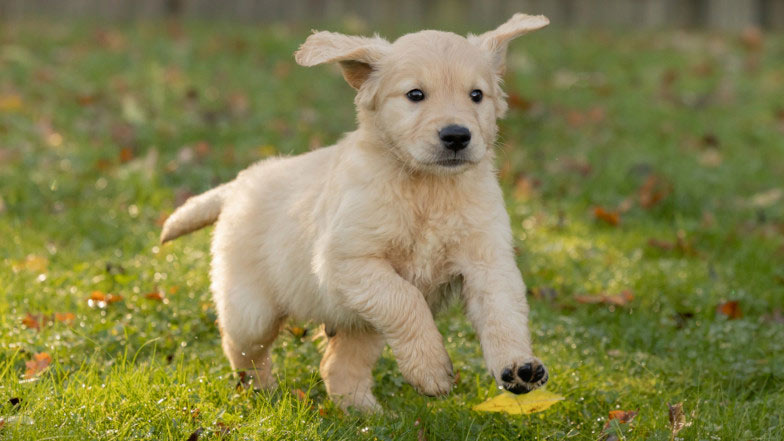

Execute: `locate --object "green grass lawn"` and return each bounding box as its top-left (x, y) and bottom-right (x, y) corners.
top-left (1, 20), bottom-right (783, 440)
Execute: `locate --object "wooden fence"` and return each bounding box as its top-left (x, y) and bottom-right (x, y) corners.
top-left (2, 0), bottom-right (784, 29)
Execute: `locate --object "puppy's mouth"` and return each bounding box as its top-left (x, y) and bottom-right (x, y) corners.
top-left (434, 158), bottom-right (469, 167)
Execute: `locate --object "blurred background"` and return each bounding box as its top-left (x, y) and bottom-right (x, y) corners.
top-left (2, 1), bottom-right (783, 440)
top-left (2, 0), bottom-right (784, 29)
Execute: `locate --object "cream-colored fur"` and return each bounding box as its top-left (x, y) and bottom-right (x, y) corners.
top-left (161, 13), bottom-right (550, 412)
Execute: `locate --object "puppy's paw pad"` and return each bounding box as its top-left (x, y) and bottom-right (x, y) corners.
top-left (499, 358), bottom-right (548, 394)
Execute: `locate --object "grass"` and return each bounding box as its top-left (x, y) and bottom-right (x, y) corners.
top-left (1, 19), bottom-right (783, 440)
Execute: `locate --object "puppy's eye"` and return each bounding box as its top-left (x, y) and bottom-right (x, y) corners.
top-left (470, 89), bottom-right (483, 103)
top-left (406, 89), bottom-right (425, 102)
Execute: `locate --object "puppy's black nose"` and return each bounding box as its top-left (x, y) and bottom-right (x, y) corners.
top-left (439, 125), bottom-right (471, 152)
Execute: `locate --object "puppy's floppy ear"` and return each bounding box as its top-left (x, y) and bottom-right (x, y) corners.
top-left (294, 31), bottom-right (390, 90)
top-left (469, 13), bottom-right (549, 76)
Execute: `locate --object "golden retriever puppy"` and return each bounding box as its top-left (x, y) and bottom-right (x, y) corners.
top-left (161, 13), bottom-right (550, 412)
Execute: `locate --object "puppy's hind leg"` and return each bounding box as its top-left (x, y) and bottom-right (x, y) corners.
top-left (320, 328), bottom-right (385, 413)
top-left (214, 279), bottom-right (285, 390)
top-left (221, 317), bottom-right (283, 391)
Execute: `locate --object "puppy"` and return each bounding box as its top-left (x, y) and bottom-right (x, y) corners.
top-left (161, 13), bottom-right (550, 412)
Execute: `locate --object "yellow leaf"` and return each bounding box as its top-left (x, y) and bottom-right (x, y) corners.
top-left (473, 389), bottom-right (564, 415)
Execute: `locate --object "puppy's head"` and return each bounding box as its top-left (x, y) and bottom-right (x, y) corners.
top-left (295, 14), bottom-right (549, 175)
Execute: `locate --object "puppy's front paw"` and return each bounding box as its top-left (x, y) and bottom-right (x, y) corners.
top-left (399, 348), bottom-right (454, 397)
top-left (498, 358), bottom-right (548, 394)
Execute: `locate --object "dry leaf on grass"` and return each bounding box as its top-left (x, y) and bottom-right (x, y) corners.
top-left (25, 352), bottom-right (51, 378)
top-left (647, 231), bottom-right (697, 256)
top-left (87, 291), bottom-right (123, 308)
top-left (668, 402), bottom-right (690, 440)
top-left (594, 206), bottom-right (620, 226)
top-left (22, 312), bottom-right (75, 331)
top-left (21, 313), bottom-right (46, 331)
top-left (575, 291), bottom-right (634, 306)
top-left (508, 92), bottom-right (532, 111)
top-left (605, 409), bottom-right (637, 428)
top-left (602, 409), bottom-right (638, 441)
top-left (639, 174), bottom-right (671, 208)
top-left (292, 389), bottom-right (308, 402)
top-left (145, 292), bottom-right (165, 301)
top-left (472, 389), bottom-right (564, 414)
top-left (54, 312), bottom-right (75, 324)
top-left (716, 300), bottom-right (742, 319)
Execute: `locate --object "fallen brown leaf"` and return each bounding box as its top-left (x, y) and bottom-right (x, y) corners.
top-left (215, 421), bottom-right (233, 437)
top-left (76, 94), bottom-right (98, 106)
top-left (54, 312), bottom-right (75, 324)
top-left (648, 238), bottom-right (674, 250)
top-left (292, 389), bottom-right (308, 402)
top-left (508, 92), bottom-right (532, 111)
top-left (22, 313), bottom-right (46, 331)
top-left (575, 291), bottom-right (634, 306)
top-left (145, 292), bottom-right (165, 301)
top-left (716, 300), bottom-right (742, 319)
top-left (594, 206), bottom-right (620, 226)
top-left (639, 174), bottom-right (671, 208)
top-left (25, 352), bottom-right (52, 378)
top-left (674, 230), bottom-right (697, 255)
top-left (22, 312), bottom-right (75, 331)
top-left (647, 231), bottom-right (696, 256)
top-left (119, 146), bottom-right (134, 163)
top-left (605, 409), bottom-right (638, 429)
top-left (87, 291), bottom-right (123, 308)
top-left (668, 402), bottom-right (690, 440)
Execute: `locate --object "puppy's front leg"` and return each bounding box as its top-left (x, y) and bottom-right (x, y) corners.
top-left (331, 257), bottom-right (454, 397)
top-left (456, 241), bottom-right (548, 394)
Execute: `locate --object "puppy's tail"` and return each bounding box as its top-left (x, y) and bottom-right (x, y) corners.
top-left (160, 182), bottom-right (232, 244)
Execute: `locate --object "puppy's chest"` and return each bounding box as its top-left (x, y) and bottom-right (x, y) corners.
top-left (386, 211), bottom-right (468, 295)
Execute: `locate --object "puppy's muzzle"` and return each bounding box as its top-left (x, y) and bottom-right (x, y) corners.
top-left (438, 125), bottom-right (471, 152)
